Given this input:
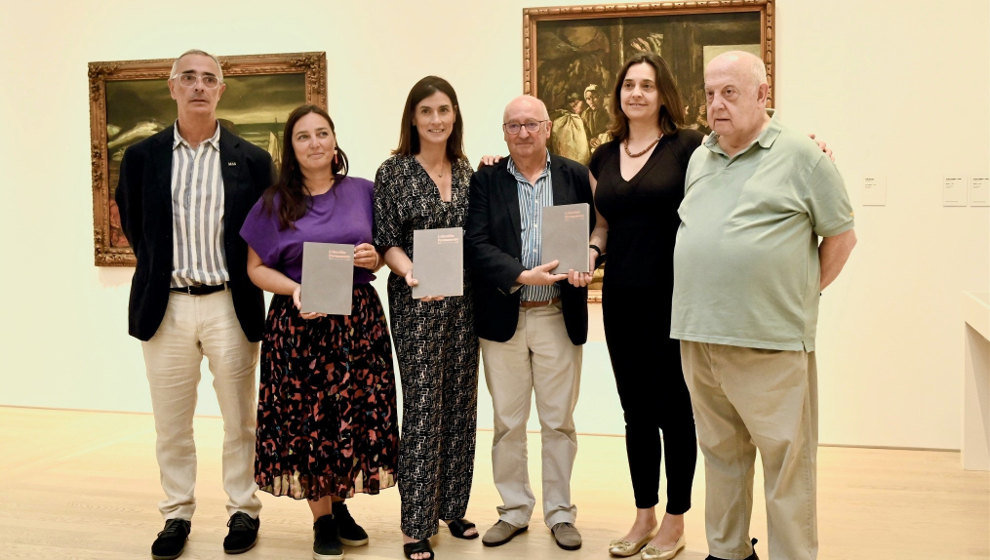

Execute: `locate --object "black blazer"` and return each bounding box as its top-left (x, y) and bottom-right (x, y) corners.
top-left (115, 125), bottom-right (274, 342)
top-left (465, 154), bottom-right (594, 345)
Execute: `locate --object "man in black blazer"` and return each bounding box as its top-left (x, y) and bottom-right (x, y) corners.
top-left (115, 49), bottom-right (273, 560)
top-left (466, 95), bottom-right (594, 552)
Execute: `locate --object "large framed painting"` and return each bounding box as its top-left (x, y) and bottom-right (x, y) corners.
top-left (523, 1), bottom-right (774, 300)
top-left (88, 51), bottom-right (327, 266)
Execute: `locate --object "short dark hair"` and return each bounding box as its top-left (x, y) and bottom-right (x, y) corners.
top-left (263, 104), bottom-right (349, 230)
top-left (608, 52), bottom-right (686, 141)
top-left (393, 76), bottom-right (466, 162)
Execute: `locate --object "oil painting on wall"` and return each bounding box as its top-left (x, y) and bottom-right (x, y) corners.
top-left (89, 52), bottom-right (327, 266)
top-left (524, 2), bottom-right (773, 299)
top-left (524, 1), bottom-right (773, 167)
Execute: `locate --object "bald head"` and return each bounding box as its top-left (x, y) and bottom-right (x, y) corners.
top-left (706, 50), bottom-right (766, 90)
top-left (503, 95), bottom-right (550, 122)
top-left (703, 50), bottom-right (771, 154)
top-left (502, 95), bottom-right (552, 167)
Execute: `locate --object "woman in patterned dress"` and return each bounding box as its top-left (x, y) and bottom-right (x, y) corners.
top-left (240, 104), bottom-right (399, 560)
top-left (373, 76), bottom-right (480, 560)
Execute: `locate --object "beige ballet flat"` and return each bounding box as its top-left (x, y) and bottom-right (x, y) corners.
top-left (608, 528), bottom-right (657, 557)
top-left (641, 535), bottom-right (686, 560)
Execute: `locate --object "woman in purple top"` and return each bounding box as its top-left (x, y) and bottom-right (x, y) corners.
top-left (240, 104), bottom-right (399, 560)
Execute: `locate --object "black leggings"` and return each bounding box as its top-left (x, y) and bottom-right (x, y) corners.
top-left (602, 285), bottom-right (697, 514)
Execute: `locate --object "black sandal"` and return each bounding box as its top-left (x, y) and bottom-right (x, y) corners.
top-left (403, 538), bottom-right (435, 560)
top-left (445, 518), bottom-right (479, 540)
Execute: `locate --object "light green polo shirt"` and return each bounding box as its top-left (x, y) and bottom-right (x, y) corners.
top-left (670, 111), bottom-right (854, 351)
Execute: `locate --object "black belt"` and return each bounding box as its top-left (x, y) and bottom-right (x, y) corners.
top-left (170, 283), bottom-right (226, 296)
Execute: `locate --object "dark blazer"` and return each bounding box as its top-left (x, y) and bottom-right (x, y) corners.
top-left (115, 125), bottom-right (274, 342)
top-left (465, 154), bottom-right (594, 345)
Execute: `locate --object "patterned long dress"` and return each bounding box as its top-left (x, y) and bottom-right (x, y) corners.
top-left (241, 176), bottom-right (399, 501)
top-left (373, 155), bottom-right (480, 540)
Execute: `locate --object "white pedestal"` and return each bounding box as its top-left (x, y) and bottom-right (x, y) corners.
top-left (962, 291), bottom-right (990, 471)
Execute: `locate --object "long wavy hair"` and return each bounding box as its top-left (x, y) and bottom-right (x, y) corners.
top-left (262, 104), bottom-right (349, 230)
top-left (393, 75), bottom-right (466, 162)
top-left (608, 52), bottom-right (686, 141)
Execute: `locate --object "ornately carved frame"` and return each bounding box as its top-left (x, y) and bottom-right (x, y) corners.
top-left (523, 0), bottom-right (776, 104)
top-left (522, 1), bottom-right (774, 302)
top-left (88, 52), bottom-right (327, 266)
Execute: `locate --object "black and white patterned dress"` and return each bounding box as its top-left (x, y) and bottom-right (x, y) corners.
top-left (373, 154), bottom-right (480, 540)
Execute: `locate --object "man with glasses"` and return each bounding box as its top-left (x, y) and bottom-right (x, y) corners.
top-left (465, 95), bottom-right (595, 552)
top-left (115, 49), bottom-right (274, 560)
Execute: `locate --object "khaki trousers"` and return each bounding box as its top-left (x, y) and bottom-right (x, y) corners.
top-left (141, 290), bottom-right (262, 520)
top-left (480, 303), bottom-right (582, 527)
top-left (680, 341), bottom-right (818, 560)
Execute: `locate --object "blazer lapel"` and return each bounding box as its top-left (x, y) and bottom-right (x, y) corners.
top-left (219, 127), bottom-right (247, 223)
top-left (497, 162), bottom-right (523, 258)
top-left (150, 126), bottom-right (175, 220)
top-left (549, 156), bottom-right (573, 206)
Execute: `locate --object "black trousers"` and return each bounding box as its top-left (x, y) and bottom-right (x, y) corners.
top-left (602, 284), bottom-right (697, 514)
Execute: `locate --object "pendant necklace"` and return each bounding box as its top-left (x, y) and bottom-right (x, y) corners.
top-left (418, 156), bottom-right (446, 179)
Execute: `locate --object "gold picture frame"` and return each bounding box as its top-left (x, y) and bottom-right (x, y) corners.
top-left (523, 1), bottom-right (774, 300)
top-left (88, 51), bottom-right (328, 266)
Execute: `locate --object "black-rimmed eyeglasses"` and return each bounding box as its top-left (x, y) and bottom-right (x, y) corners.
top-left (503, 120), bottom-right (548, 135)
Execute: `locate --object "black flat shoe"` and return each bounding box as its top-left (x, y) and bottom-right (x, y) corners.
top-left (403, 538), bottom-right (435, 560)
top-left (445, 518), bottom-right (479, 540)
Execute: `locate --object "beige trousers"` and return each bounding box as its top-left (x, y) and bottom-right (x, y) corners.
top-left (680, 341), bottom-right (818, 560)
top-left (141, 290), bottom-right (261, 520)
top-left (480, 303), bottom-right (582, 528)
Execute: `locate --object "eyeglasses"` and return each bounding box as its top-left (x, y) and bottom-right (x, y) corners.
top-left (503, 120), bottom-right (548, 135)
top-left (171, 73), bottom-right (222, 89)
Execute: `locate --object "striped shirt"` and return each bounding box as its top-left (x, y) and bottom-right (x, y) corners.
top-left (170, 124), bottom-right (229, 288)
top-left (507, 151), bottom-right (559, 302)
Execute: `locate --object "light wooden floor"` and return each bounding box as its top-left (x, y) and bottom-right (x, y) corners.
top-left (0, 406), bottom-right (987, 560)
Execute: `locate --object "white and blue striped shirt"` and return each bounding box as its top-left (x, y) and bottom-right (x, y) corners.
top-left (170, 124), bottom-right (228, 288)
top-left (507, 152), bottom-right (559, 302)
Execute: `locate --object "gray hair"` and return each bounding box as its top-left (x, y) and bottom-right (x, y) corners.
top-left (170, 49), bottom-right (223, 82)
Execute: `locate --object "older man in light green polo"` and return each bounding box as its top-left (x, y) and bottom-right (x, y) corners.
top-left (671, 51), bottom-right (857, 560)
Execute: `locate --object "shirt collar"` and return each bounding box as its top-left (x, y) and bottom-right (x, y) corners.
top-left (506, 149), bottom-right (552, 182)
top-left (704, 108), bottom-right (780, 157)
top-left (172, 121), bottom-right (222, 151)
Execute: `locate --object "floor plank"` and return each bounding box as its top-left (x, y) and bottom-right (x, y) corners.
top-left (0, 406), bottom-right (986, 559)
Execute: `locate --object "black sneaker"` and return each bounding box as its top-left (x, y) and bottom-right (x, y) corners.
top-left (223, 512), bottom-right (259, 554)
top-left (313, 514), bottom-right (344, 560)
top-left (151, 518), bottom-right (190, 560)
top-left (332, 501), bottom-right (369, 546)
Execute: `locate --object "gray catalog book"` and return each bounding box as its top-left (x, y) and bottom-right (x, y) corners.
top-left (541, 203), bottom-right (590, 273)
top-left (412, 227), bottom-right (464, 299)
top-left (301, 242), bottom-right (354, 315)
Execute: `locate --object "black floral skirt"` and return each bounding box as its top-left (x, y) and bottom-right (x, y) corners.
top-left (254, 284), bottom-right (399, 500)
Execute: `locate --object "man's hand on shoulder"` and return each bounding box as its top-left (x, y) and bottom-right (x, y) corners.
top-left (477, 154), bottom-right (504, 171)
top-left (808, 133), bottom-right (835, 162)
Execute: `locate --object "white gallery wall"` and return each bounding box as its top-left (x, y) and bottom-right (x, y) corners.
top-left (0, 0), bottom-right (986, 450)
